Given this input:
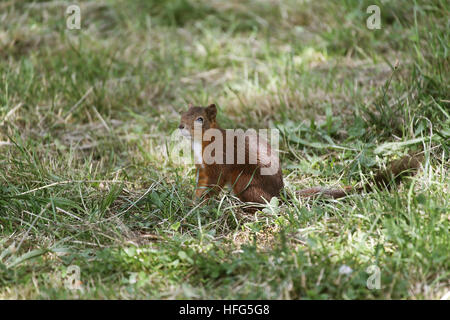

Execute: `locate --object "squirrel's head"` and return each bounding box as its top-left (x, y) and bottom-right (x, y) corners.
top-left (178, 104), bottom-right (217, 139)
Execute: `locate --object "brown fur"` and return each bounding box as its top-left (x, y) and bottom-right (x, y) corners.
top-left (179, 104), bottom-right (422, 209)
top-left (296, 151), bottom-right (423, 199)
top-left (179, 104), bottom-right (283, 209)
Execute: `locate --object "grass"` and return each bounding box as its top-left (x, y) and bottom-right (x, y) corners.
top-left (0, 0), bottom-right (448, 299)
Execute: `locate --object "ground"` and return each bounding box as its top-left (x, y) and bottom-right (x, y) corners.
top-left (0, 0), bottom-right (448, 299)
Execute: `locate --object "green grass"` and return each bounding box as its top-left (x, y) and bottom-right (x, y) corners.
top-left (0, 0), bottom-right (448, 299)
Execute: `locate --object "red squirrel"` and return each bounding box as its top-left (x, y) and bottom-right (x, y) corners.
top-left (178, 104), bottom-right (422, 209)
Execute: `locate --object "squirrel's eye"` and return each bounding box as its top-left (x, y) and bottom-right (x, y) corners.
top-left (196, 117), bottom-right (203, 123)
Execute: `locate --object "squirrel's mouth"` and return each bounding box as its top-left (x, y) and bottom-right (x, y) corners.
top-left (179, 129), bottom-right (192, 139)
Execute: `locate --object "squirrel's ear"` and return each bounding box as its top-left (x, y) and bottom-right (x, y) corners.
top-left (187, 103), bottom-right (193, 109)
top-left (206, 104), bottom-right (217, 119)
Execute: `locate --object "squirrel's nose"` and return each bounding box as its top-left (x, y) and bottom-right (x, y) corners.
top-left (178, 124), bottom-right (185, 130)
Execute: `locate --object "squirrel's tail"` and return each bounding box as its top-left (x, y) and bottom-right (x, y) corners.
top-left (296, 152), bottom-right (423, 199)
